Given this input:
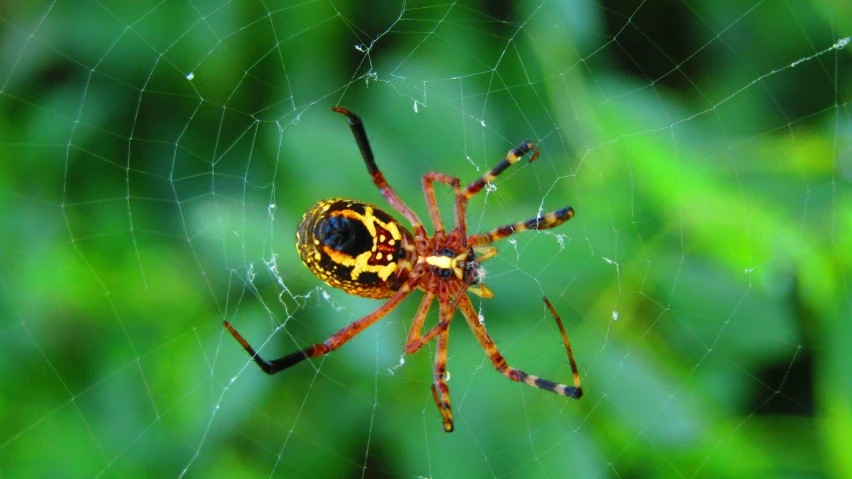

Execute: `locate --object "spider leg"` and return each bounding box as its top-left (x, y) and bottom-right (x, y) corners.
top-left (543, 296), bottom-right (582, 391)
top-left (421, 172), bottom-right (465, 237)
top-left (468, 283), bottom-right (494, 299)
top-left (467, 206), bottom-right (574, 247)
top-left (431, 327), bottom-right (454, 432)
top-left (405, 298), bottom-right (454, 354)
top-left (224, 280), bottom-right (416, 375)
top-left (462, 141), bottom-right (539, 200)
top-left (403, 292), bottom-right (437, 354)
top-left (400, 297), bottom-right (455, 430)
top-left (333, 107), bottom-right (426, 234)
top-left (456, 294), bottom-right (582, 398)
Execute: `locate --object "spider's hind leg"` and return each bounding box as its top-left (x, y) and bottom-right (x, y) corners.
top-left (456, 295), bottom-right (582, 399)
top-left (332, 107), bottom-right (425, 233)
top-left (224, 281), bottom-right (415, 374)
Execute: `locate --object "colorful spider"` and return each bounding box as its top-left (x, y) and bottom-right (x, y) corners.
top-left (224, 107), bottom-right (582, 432)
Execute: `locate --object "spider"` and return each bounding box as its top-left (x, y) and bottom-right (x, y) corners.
top-left (224, 107), bottom-right (582, 432)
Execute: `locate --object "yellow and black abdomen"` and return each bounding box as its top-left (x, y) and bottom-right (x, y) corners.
top-left (296, 199), bottom-right (415, 299)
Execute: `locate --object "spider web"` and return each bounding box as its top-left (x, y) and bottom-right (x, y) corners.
top-left (1, 0), bottom-right (850, 477)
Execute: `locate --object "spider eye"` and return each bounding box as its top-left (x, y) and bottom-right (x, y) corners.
top-left (317, 216), bottom-right (372, 254)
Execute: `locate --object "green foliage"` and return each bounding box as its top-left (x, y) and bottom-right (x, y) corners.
top-left (1, 1), bottom-right (849, 477)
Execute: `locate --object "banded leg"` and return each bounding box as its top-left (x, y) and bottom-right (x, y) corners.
top-left (422, 172), bottom-right (465, 238)
top-left (333, 107), bottom-right (426, 235)
top-left (456, 294), bottom-right (582, 398)
top-left (467, 206), bottom-right (574, 247)
top-left (431, 327), bottom-right (454, 432)
top-left (224, 281), bottom-right (415, 375)
top-left (543, 296), bottom-right (581, 392)
top-left (401, 296), bottom-right (455, 431)
top-left (462, 141), bottom-right (539, 200)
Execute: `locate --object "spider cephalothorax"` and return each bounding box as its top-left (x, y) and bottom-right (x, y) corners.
top-left (225, 107), bottom-right (582, 432)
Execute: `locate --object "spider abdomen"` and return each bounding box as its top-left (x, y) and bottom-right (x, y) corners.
top-left (296, 199), bottom-right (416, 299)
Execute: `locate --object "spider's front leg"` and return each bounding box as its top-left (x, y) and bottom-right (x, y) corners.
top-left (467, 205), bottom-right (575, 247)
top-left (458, 139), bottom-right (575, 246)
top-left (463, 141), bottom-right (539, 200)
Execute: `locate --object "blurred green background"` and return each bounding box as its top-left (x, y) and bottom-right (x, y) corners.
top-left (1, 0), bottom-right (850, 477)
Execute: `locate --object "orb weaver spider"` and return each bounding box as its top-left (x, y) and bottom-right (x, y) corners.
top-left (224, 107), bottom-right (582, 432)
